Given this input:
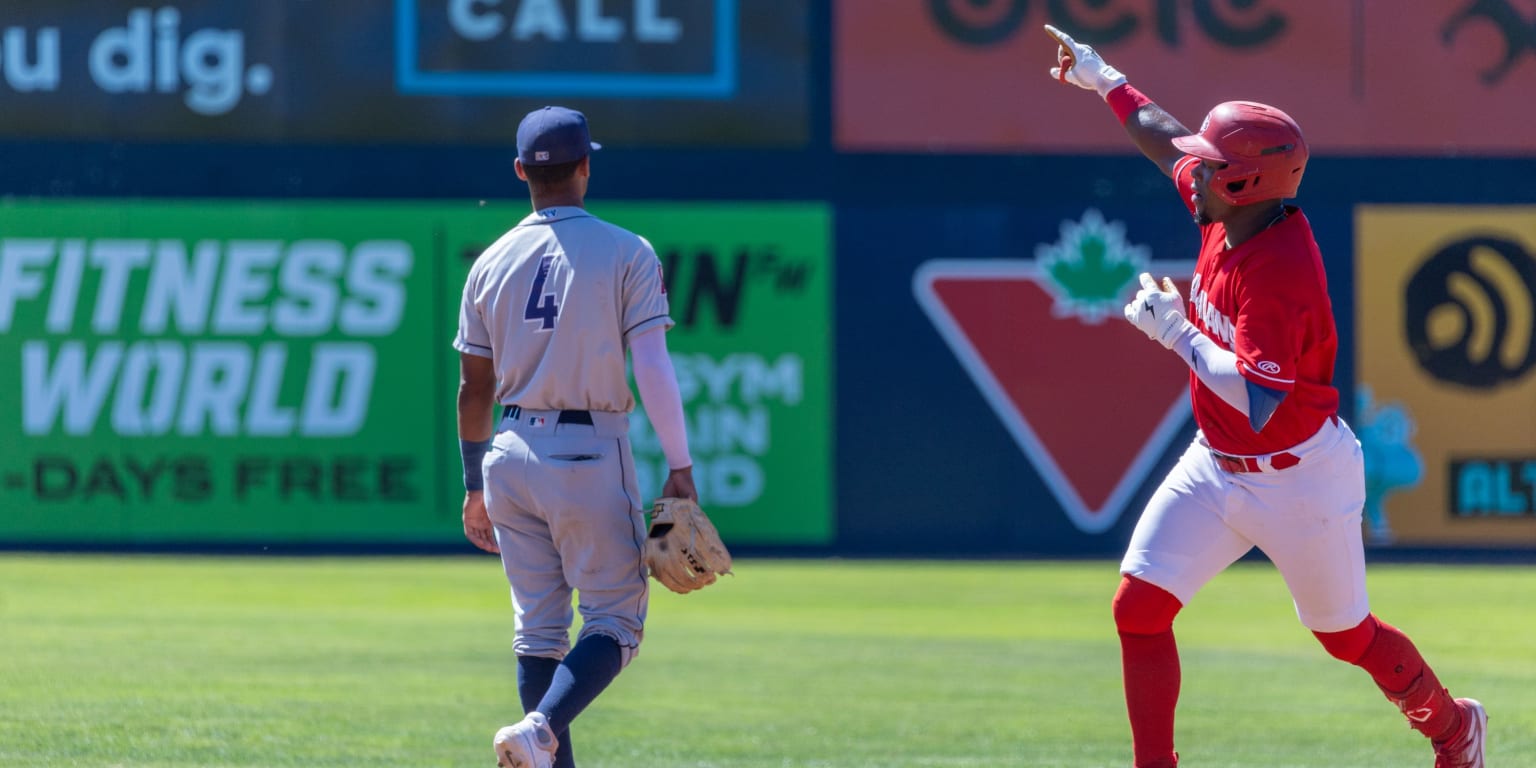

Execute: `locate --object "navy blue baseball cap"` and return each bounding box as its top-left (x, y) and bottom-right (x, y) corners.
top-left (516, 106), bottom-right (601, 166)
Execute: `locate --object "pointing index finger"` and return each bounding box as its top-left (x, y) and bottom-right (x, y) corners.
top-left (1044, 25), bottom-right (1076, 82)
top-left (1138, 272), bottom-right (1158, 291)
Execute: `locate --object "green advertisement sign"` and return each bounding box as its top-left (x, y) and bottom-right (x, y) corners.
top-left (438, 202), bottom-right (833, 545)
top-left (0, 201), bottom-right (454, 543)
top-left (0, 200), bottom-right (832, 546)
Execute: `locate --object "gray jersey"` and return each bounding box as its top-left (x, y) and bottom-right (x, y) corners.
top-left (455, 206), bottom-right (673, 412)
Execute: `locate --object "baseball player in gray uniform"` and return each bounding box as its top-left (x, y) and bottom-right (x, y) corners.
top-left (455, 106), bottom-right (697, 768)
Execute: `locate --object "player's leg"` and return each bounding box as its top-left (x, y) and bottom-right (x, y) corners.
top-left (1314, 615), bottom-right (1484, 760)
top-left (1112, 575), bottom-right (1184, 768)
top-left (489, 523), bottom-right (575, 767)
top-left (1117, 440), bottom-right (1255, 768)
top-left (533, 634), bottom-right (618, 768)
top-left (486, 430), bottom-right (576, 767)
top-left (486, 429), bottom-right (579, 660)
top-left (533, 422), bottom-right (649, 754)
top-left (515, 656), bottom-right (575, 768)
top-left (1256, 420), bottom-right (1484, 765)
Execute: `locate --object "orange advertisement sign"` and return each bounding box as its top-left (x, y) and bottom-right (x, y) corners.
top-left (837, 1), bottom-right (1536, 154)
top-left (1356, 207), bottom-right (1536, 547)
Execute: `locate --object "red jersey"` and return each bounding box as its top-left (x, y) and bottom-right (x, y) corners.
top-left (1173, 156), bottom-right (1340, 455)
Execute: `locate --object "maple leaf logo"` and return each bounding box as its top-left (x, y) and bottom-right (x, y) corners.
top-left (1035, 209), bottom-right (1149, 324)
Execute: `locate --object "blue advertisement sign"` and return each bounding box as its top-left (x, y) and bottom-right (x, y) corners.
top-left (396, 0), bottom-right (738, 98)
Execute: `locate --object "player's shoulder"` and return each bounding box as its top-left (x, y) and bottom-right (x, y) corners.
top-left (581, 214), bottom-right (657, 259)
top-left (583, 213), bottom-right (642, 239)
top-left (1241, 211), bottom-right (1327, 290)
top-left (1253, 209), bottom-right (1319, 263)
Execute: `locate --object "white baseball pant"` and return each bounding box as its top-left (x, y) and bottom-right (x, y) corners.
top-left (1121, 417), bottom-right (1370, 632)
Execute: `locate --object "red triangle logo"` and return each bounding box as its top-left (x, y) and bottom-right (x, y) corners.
top-left (914, 259), bottom-right (1194, 533)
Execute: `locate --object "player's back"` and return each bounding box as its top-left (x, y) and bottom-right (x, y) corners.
top-left (461, 206), bottom-right (667, 413)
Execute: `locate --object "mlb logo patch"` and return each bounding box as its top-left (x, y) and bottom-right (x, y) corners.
top-left (535, 151), bottom-right (550, 161)
top-left (529, 416), bottom-right (547, 427)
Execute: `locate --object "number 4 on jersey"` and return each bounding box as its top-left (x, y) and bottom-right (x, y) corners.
top-left (524, 254), bottom-right (560, 330)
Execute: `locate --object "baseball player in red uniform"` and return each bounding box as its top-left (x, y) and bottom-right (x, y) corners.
top-left (1046, 26), bottom-right (1488, 768)
top-left (456, 106), bottom-right (697, 768)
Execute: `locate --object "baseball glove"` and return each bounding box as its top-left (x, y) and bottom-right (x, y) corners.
top-left (644, 497), bottom-right (732, 594)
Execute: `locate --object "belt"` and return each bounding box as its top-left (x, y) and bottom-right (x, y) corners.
top-left (502, 405), bottom-right (593, 425)
top-left (1210, 448), bottom-right (1301, 474)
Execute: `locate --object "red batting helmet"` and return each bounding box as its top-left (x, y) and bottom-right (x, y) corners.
top-left (1171, 101), bottom-right (1308, 206)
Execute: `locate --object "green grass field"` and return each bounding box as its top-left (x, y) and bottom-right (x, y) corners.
top-left (0, 555), bottom-right (1530, 767)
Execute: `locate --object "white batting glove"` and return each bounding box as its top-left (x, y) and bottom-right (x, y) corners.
top-left (1124, 272), bottom-right (1188, 349)
top-left (1044, 24), bottom-right (1127, 99)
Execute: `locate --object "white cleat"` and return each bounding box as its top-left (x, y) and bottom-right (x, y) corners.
top-left (1434, 698), bottom-right (1487, 768)
top-left (493, 712), bottom-right (557, 768)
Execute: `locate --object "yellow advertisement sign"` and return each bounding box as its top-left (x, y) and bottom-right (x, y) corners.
top-left (1357, 207), bottom-right (1536, 546)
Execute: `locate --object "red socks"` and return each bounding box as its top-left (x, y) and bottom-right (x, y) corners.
top-left (1314, 614), bottom-right (1463, 742)
top-left (1114, 576), bottom-right (1184, 768)
top-left (1119, 630), bottom-right (1180, 767)
top-left (1116, 587), bottom-right (1464, 766)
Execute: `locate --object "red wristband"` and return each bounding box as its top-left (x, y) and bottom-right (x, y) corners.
top-left (1106, 84), bottom-right (1152, 125)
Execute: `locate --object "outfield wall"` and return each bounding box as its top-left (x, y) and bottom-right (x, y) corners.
top-left (0, 1), bottom-right (1532, 553)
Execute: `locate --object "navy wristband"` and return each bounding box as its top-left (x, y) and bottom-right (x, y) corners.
top-left (460, 438), bottom-right (492, 491)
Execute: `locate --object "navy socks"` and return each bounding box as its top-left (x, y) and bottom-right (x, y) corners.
top-left (517, 634), bottom-right (624, 768)
top-left (539, 634), bottom-right (623, 731)
top-left (516, 654), bottom-right (575, 767)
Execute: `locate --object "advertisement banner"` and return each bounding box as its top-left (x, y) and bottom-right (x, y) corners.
top-left (0, 201), bottom-right (451, 543)
top-left (1357, 206), bottom-right (1536, 546)
top-left (398, 0), bottom-right (735, 98)
top-left (0, 200), bottom-right (832, 546)
top-left (912, 211), bottom-right (1194, 535)
top-left (439, 203), bottom-right (835, 545)
top-left (0, 1), bottom-right (808, 146)
top-left (831, 199), bottom-right (1220, 554)
top-left (837, 1), bottom-right (1536, 154)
